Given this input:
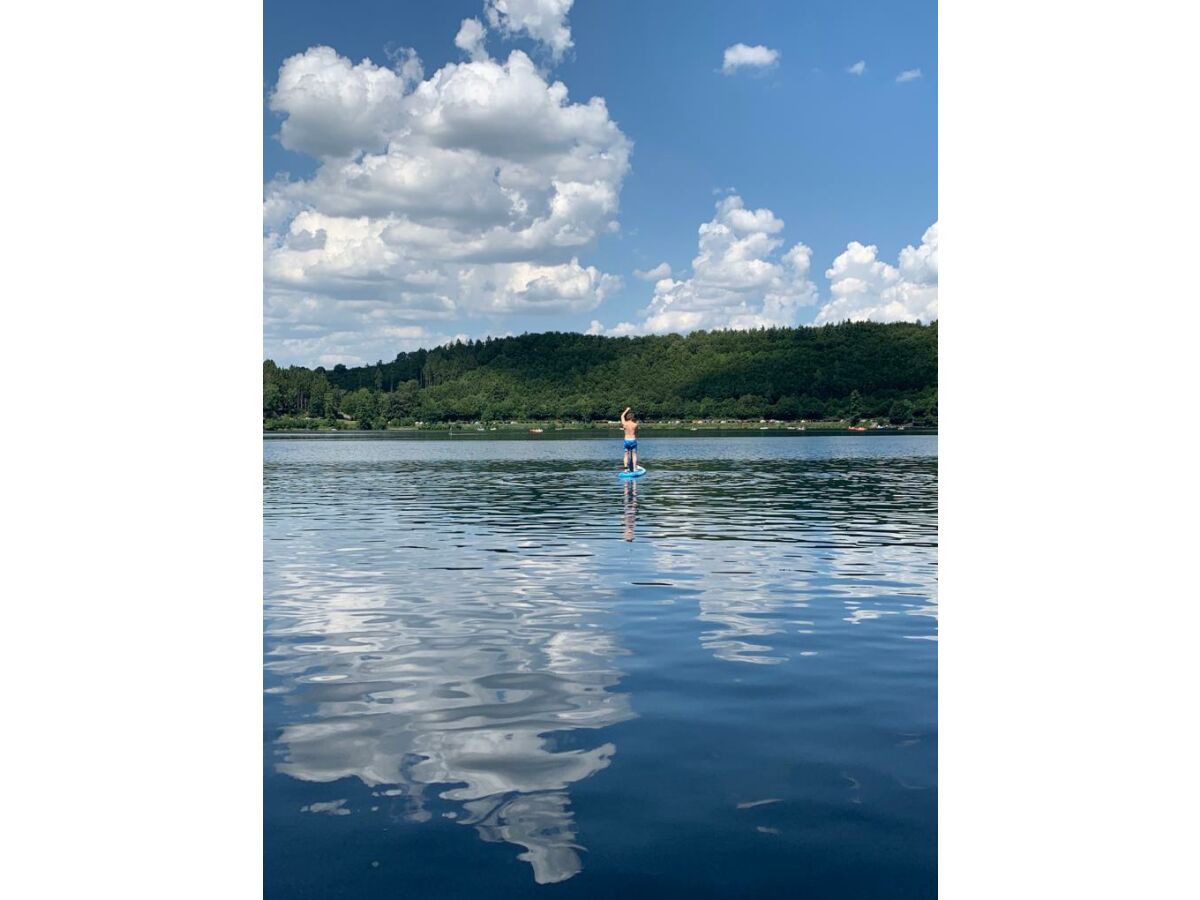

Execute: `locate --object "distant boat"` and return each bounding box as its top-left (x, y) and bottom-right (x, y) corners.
top-left (849, 426), bottom-right (867, 432)
top-left (529, 427), bottom-right (544, 433)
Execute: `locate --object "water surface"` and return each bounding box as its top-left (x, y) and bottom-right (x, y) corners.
top-left (265, 436), bottom-right (937, 898)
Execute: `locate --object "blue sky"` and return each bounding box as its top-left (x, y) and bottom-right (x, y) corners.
top-left (264, 0), bottom-right (937, 366)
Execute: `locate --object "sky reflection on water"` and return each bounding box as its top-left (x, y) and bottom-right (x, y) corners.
top-left (265, 436), bottom-right (937, 898)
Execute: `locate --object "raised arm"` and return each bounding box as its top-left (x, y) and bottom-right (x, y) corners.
top-left (620, 407), bottom-right (630, 423)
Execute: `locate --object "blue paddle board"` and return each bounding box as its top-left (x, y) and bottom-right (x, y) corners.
top-left (617, 466), bottom-right (647, 479)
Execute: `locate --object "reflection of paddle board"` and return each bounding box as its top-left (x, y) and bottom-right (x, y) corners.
top-left (617, 466), bottom-right (647, 479)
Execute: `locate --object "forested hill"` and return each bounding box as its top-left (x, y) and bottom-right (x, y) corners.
top-left (264, 321), bottom-right (937, 427)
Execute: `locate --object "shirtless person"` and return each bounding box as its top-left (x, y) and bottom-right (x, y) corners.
top-left (620, 407), bottom-right (639, 471)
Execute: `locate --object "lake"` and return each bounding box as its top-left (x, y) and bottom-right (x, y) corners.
top-left (264, 435), bottom-right (937, 898)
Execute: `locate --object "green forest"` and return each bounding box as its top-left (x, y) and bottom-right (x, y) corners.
top-left (264, 321), bottom-right (937, 430)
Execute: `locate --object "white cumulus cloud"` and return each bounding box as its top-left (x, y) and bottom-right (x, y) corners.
top-left (596, 195), bottom-right (817, 335)
top-left (721, 43), bottom-right (780, 75)
top-left (814, 222), bottom-right (938, 324)
top-left (269, 46), bottom-right (419, 159)
top-left (264, 37), bottom-right (630, 364)
top-left (896, 68), bottom-right (922, 83)
top-left (847, 60), bottom-right (866, 75)
top-left (454, 18), bottom-right (489, 61)
top-left (388, 45), bottom-right (425, 85)
top-left (633, 262), bottom-right (672, 281)
top-left (485, 0), bottom-right (575, 62)
top-left (586, 319), bottom-right (639, 337)
top-left (464, 259), bottom-right (621, 314)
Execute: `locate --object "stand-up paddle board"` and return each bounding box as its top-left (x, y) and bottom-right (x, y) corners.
top-left (617, 466), bottom-right (647, 479)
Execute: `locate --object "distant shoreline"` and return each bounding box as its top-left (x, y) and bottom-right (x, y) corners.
top-left (264, 421), bottom-right (937, 439)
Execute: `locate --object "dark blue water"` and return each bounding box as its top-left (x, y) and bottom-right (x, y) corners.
top-left (264, 436), bottom-right (937, 898)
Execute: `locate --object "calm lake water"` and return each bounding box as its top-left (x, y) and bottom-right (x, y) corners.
top-left (264, 436), bottom-right (937, 898)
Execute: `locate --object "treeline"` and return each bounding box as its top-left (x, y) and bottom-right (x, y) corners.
top-left (264, 321), bottom-right (937, 429)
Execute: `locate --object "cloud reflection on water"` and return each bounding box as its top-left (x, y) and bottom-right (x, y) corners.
top-left (266, 552), bottom-right (633, 884)
top-left (639, 461), bottom-right (937, 666)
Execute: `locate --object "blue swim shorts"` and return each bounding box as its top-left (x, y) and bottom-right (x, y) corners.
top-left (623, 439), bottom-right (638, 450)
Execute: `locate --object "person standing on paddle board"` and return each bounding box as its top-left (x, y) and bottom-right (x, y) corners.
top-left (620, 407), bottom-right (639, 471)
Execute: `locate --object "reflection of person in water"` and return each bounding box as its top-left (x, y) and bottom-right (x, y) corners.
top-left (623, 481), bottom-right (637, 541)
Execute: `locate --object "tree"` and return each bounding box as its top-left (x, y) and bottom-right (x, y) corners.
top-left (263, 381), bottom-right (281, 416)
top-left (848, 389), bottom-right (864, 424)
top-left (341, 387), bottom-right (376, 422)
top-left (889, 399), bottom-right (914, 424)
